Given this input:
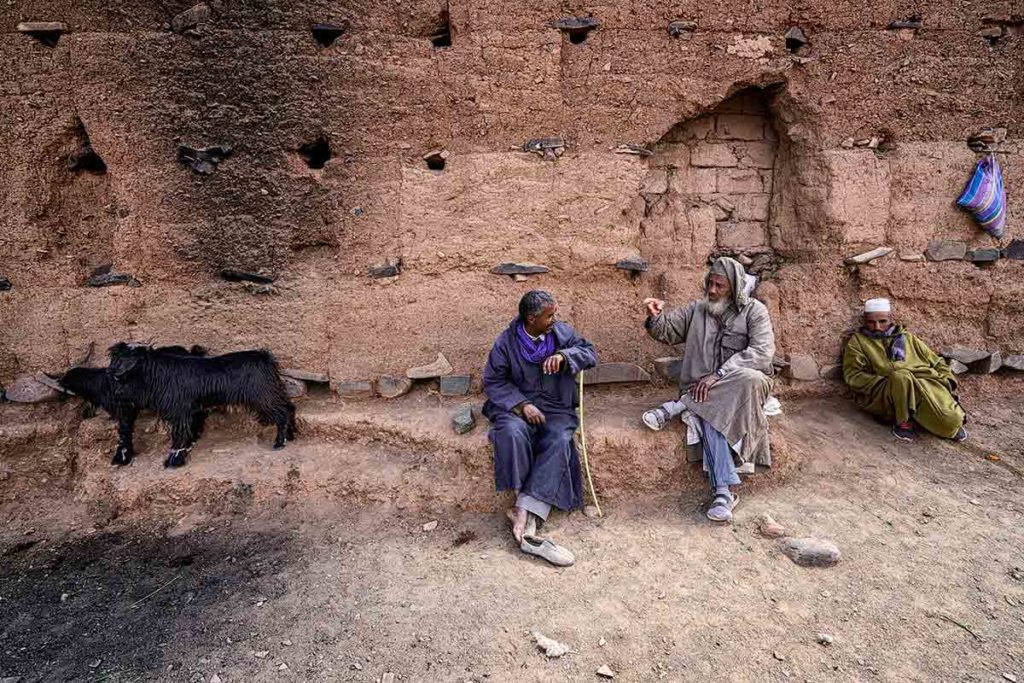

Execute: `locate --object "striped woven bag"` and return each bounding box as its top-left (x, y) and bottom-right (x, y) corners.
top-left (957, 154), bottom-right (1006, 239)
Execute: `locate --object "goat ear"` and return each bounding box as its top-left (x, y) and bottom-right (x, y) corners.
top-left (112, 357), bottom-right (139, 379)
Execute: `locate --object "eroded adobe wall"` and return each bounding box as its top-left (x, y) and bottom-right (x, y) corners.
top-left (0, 0), bottom-right (1021, 388)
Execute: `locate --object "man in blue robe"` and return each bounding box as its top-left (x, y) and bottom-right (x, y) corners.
top-left (482, 290), bottom-right (598, 565)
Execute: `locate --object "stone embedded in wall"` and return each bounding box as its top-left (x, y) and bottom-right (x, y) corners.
top-left (718, 169), bottom-right (764, 194)
top-left (1004, 356), bottom-right (1024, 372)
top-left (731, 194), bottom-right (770, 221)
top-left (614, 144), bottom-right (653, 156)
top-left (178, 144), bottom-right (232, 174)
top-left (691, 143), bottom-right (737, 168)
top-left (451, 404), bottom-right (476, 434)
top-left (641, 171), bottom-right (669, 195)
top-left (584, 363), bottom-right (651, 384)
top-left (439, 374), bottom-right (471, 396)
top-left (491, 263), bottom-right (549, 276)
top-left (369, 262), bottom-right (401, 279)
top-left (1003, 239), bottom-right (1024, 260)
top-left (844, 247), bottom-right (893, 266)
top-left (86, 265), bottom-right (139, 288)
top-left (968, 248), bottom-right (1000, 264)
top-left (282, 376), bottom-right (307, 399)
top-left (819, 364), bottom-right (843, 380)
top-left (615, 257), bottom-right (649, 273)
top-left (941, 347), bottom-right (989, 365)
top-left (969, 351), bottom-right (1002, 374)
top-left (926, 240), bottom-right (967, 262)
top-left (784, 26), bottom-right (808, 51)
top-left (734, 142), bottom-right (775, 169)
top-left (667, 21), bottom-right (696, 38)
top-left (717, 222), bottom-right (766, 249)
top-left (378, 375), bottom-right (413, 398)
top-left (220, 269), bottom-right (274, 284)
top-left (337, 380), bottom-right (374, 398)
top-left (16, 22), bottom-right (67, 47)
top-left (282, 368), bottom-right (329, 384)
top-left (522, 137), bottom-right (565, 161)
top-left (407, 353), bottom-right (453, 379)
top-left (4, 375), bottom-right (61, 403)
top-left (171, 3), bottom-right (212, 34)
top-left (949, 359), bottom-right (969, 374)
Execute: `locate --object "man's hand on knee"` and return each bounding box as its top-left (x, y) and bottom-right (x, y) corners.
top-left (690, 373), bottom-right (719, 403)
top-left (522, 403), bottom-right (546, 425)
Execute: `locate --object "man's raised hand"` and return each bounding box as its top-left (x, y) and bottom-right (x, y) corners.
top-left (643, 298), bottom-right (665, 317)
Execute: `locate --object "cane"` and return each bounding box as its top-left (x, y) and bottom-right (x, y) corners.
top-left (577, 370), bottom-right (602, 517)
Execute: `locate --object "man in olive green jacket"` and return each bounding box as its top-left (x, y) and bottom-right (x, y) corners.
top-left (843, 298), bottom-right (967, 442)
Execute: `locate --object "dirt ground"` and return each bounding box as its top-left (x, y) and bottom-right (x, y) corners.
top-left (2, 395), bottom-right (1024, 683)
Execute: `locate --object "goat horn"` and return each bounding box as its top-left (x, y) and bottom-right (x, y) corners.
top-left (71, 341), bottom-right (95, 368)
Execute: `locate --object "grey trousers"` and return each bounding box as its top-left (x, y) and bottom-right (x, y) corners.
top-left (700, 417), bottom-right (740, 489)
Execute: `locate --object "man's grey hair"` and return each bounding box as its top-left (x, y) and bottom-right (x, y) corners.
top-left (518, 290), bottom-right (556, 320)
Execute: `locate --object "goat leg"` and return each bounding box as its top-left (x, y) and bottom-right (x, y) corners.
top-left (111, 407), bottom-right (138, 466)
top-left (164, 418), bottom-right (194, 468)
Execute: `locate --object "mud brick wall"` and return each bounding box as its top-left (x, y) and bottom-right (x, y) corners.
top-left (0, 0), bottom-right (1021, 388)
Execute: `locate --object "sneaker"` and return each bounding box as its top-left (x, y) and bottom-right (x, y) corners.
top-left (892, 422), bottom-right (915, 442)
top-left (642, 407), bottom-right (669, 431)
top-left (953, 426), bottom-right (969, 442)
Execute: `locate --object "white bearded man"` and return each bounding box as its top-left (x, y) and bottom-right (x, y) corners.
top-left (641, 257), bottom-right (776, 523)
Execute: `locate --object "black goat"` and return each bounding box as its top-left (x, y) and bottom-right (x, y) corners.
top-left (57, 345), bottom-right (208, 466)
top-left (107, 342), bottom-right (297, 467)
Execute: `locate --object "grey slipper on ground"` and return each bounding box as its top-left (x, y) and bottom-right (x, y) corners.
top-left (520, 536), bottom-right (575, 567)
top-left (706, 492), bottom-right (739, 523)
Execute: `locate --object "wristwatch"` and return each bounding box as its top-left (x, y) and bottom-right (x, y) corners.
top-left (715, 368), bottom-right (726, 379)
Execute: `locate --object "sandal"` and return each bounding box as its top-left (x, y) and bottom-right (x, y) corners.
top-left (706, 492), bottom-right (738, 523)
top-left (642, 407), bottom-right (669, 431)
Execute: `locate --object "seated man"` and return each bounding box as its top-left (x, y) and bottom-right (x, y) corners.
top-left (643, 256), bottom-right (776, 523)
top-left (483, 290), bottom-right (598, 567)
top-left (843, 298), bottom-right (967, 442)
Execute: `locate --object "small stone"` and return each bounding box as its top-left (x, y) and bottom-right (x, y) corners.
top-left (841, 138), bottom-right (855, 148)
top-left (737, 254), bottom-right (754, 266)
top-left (613, 144), bottom-right (653, 156)
top-left (281, 376), bottom-right (307, 399)
top-left (172, 3), bottom-right (211, 33)
top-left (598, 636), bottom-right (607, 647)
top-left (653, 357), bottom-right (684, 383)
top-left (61, 592), bottom-right (69, 602)
top-left (87, 271), bottom-right (138, 287)
top-left (1003, 673), bottom-right (1018, 682)
top-left (667, 20), bottom-right (696, 37)
top-left (925, 239), bottom-right (967, 262)
top-left (281, 368), bottom-right (329, 383)
top-left (254, 650), bottom-right (269, 659)
top-left (597, 665), bottom-right (616, 679)
top-left (179, 144), bottom-right (232, 174)
top-left (780, 537), bottom-right (841, 567)
top-left (641, 171), bottom-right (669, 195)
top-left (979, 26), bottom-right (1004, 39)
top-left (407, 353), bottom-right (454, 379)
top-left (16, 21), bottom-right (68, 34)
top-left (452, 404), bottom-right (476, 435)
top-left (844, 247), bottom-right (893, 265)
top-left (490, 263), bottom-right (549, 276)
top-left (281, 640), bottom-right (292, 646)
top-left (369, 263), bottom-right (401, 279)
top-left (784, 26), bottom-right (807, 49)
top-left (211, 675), bottom-right (222, 683)
top-left (377, 375), bottom-right (413, 398)
top-left (584, 363), bottom-right (651, 384)
top-left (4, 375), bottom-right (60, 403)
top-left (422, 520), bottom-right (438, 532)
top-left (615, 256), bottom-right (649, 272)
top-left (773, 651), bottom-right (786, 661)
top-left (757, 513), bottom-right (786, 538)
top-left (532, 631), bottom-right (570, 658)
top-left (888, 16), bottom-right (923, 30)
top-left (352, 662), bottom-right (363, 670)
top-left (968, 248), bottom-right (1000, 263)
top-left (899, 251), bottom-right (925, 262)
top-left (784, 354), bottom-right (818, 381)
top-left (439, 374), bottom-right (471, 396)
top-left (949, 359), bottom-right (969, 375)
top-left (336, 380), bottom-right (374, 398)
top-left (1002, 355), bottom-right (1024, 371)
top-left (1003, 239), bottom-right (1024, 260)
top-left (513, 274), bottom-right (529, 282)
top-left (583, 505), bottom-right (600, 518)
top-left (382, 675), bottom-right (396, 683)
top-left (219, 269), bottom-right (272, 284)
top-left (817, 633), bottom-right (834, 645)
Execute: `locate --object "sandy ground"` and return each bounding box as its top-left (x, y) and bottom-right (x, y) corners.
top-left (2, 396), bottom-right (1024, 683)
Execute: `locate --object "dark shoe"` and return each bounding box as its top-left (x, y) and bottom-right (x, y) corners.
top-left (953, 427), bottom-right (969, 442)
top-left (892, 423), bottom-right (915, 442)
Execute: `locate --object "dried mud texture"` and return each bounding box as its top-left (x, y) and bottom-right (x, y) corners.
top-left (0, 1), bottom-right (1022, 389)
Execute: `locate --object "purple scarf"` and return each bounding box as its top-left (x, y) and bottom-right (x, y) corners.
top-left (862, 325), bottom-right (906, 362)
top-left (515, 322), bottom-right (555, 364)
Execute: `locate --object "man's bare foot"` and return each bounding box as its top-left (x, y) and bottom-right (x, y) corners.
top-left (506, 506), bottom-right (528, 543)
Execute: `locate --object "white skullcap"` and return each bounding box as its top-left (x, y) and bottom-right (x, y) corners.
top-left (864, 298), bottom-right (891, 313)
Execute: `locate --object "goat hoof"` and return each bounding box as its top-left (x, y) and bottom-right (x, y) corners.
top-left (164, 451), bottom-right (188, 468)
top-left (111, 449), bottom-right (134, 466)
top-left (273, 442), bottom-right (286, 451)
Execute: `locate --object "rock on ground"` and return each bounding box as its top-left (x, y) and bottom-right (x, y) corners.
top-left (780, 537), bottom-right (841, 567)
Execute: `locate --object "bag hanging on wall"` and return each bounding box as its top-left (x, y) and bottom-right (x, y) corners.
top-left (957, 154), bottom-right (1006, 239)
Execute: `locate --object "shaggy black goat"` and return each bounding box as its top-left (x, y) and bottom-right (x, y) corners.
top-left (57, 345), bottom-right (208, 465)
top-left (107, 342), bottom-right (297, 467)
